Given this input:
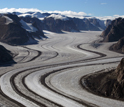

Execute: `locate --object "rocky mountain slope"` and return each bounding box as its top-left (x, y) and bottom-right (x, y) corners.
top-left (83, 58), bottom-right (124, 99)
top-left (0, 45), bottom-right (14, 64)
top-left (72, 18), bottom-right (100, 31)
top-left (0, 11), bottom-right (116, 45)
top-left (111, 37), bottom-right (124, 53)
top-left (101, 18), bottom-right (124, 42)
top-left (0, 11), bottom-right (112, 34)
top-left (0, 13), bottom-right (46, 45)
top-left (43, 16), bottom-right (79, 32)
top-left (21, 15), bottom-right (79, 33)
top-left (0, 14), bottom-right (29, 45)
top-left (17, 12), bottom-right (111, 32)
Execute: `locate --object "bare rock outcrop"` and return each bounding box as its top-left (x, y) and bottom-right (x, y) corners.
top-left (101, 18), bottom-right (124, 42)
top-left (83, 58), bottom-right (124, 99)
top-left (111, 37), bottom-right (124, 53)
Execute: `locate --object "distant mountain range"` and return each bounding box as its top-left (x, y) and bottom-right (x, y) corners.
top-left (17, 11), bottom-right (111, 32)
top-left (0, 11), bottom-right (113, 45)
top-left (2, 10), bottom-right (124, 46)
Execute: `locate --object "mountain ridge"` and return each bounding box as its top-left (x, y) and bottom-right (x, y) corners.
top-left (0, 13), bottom-right (46, 45)
top-left (16, 11), bottom-right (112, 32)
top-left (101, 17), bottom-right (124, 53)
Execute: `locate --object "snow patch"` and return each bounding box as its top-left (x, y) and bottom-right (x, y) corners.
top-left (43, 30), bottom-right (56, 34)
top-left (3, 16), bottom-right (13, 25)
top-left (39, 18), bottom-right (44, 20)
top-left (20, 20), bottom-right (38, 32)
top-left (98, 27), bottom-right (104, 31)
top-left (18, 13), bottom-right (32, 17)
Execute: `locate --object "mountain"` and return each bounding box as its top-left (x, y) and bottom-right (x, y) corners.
top-left (20, 14), bottom-right (79, 33)
top-left (72, 18), bottom-right (100, 31)
top-left (100, 17), bottom-right (124, 53)
top-left (43, 16), bottom-right (79, 33)
top-left (0, 11), bottom-right (114, 45)
top-left (0, 45), bottom-right (14, 64)
top-left (111, 37), bottom-right (124, 53)
top-left (101, 18), bottom-right (124, 42)
top-left (72, 17), bottom-right (111, 31)
top-left (84, 58), bottom-right (124, 99)
top-left (84, 18), bottom-right (101, 31)
top-left (0, 13), bottom-right (46, 45)
top-left (17, 12), bottom-right (111, 32)
top-left (89, 18), bottom-right (111, 30)
top-left (0, 14), bottom-right (29, 45)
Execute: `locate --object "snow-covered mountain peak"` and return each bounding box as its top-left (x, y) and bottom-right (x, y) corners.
top-left (47, 14), bottom-right (69, 21)
top-left (18, 13), bottom-right (32, 18)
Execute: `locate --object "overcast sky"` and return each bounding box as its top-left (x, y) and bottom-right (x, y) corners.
top-left (0, 0), bottom-right (123, 17)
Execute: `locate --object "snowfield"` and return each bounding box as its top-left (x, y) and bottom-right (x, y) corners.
top-left (20, 19), bottom-right (38, 32)
top-left (0, 31), bottom-right (124, 107)
top-left (3, 15), bottom-right (13, 25)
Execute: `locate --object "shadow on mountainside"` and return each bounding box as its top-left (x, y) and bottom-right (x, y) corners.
top-left (0, 45), bottom-right (16, 67)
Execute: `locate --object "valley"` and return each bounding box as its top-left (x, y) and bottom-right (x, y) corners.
top-left (0, 31), bottom-right (124, 107)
